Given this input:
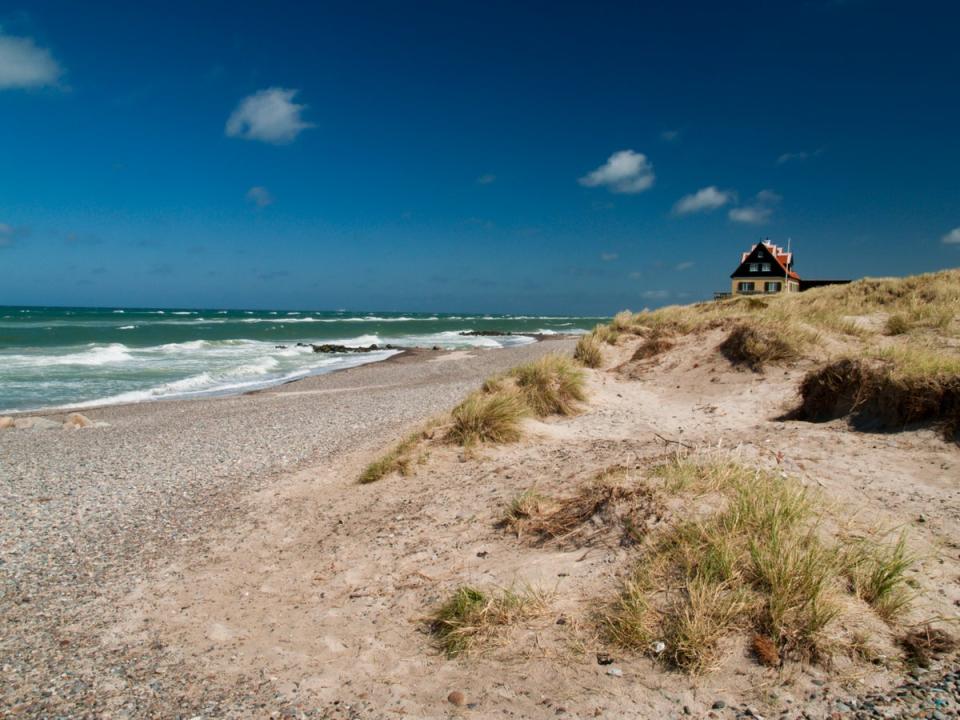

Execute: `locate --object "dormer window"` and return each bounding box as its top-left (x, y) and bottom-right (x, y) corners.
top-left (749, 263), bottom-right (759, 272)
top-left (761, 263), bottom-right (770, 272)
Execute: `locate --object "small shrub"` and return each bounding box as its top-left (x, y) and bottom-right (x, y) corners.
top-left (592, 324), bottom-right (620, 345)
top-left (885, 314), bottom-right (911, 336)
top-left (509, 354), bottom-right (586, 417)
top-left (574, 333), bottom-right (603, 368)
top-left (719, 322), bottom-right (804, 371)
top-left (429, 586), bottom-right (545, 657)
top-left (447, 390), bottom-right (526, 446)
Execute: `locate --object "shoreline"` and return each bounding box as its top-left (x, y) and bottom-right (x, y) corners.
top-left (3, 334), bottom-right (574, 418)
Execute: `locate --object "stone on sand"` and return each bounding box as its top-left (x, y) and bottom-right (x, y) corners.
top-left (64, 413), bottom-right (95, 429)
top-left (0, 416), bottom-right (14, 430)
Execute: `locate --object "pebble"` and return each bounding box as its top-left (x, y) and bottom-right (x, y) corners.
top-left (447, 691), bottom-right (466, 706)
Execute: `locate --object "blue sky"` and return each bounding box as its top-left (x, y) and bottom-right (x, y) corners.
top-left (1, 0), bottom-right (958, 314)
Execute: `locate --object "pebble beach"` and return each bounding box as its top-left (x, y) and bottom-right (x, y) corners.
top-left (1, 340), bottom-right (573, 717)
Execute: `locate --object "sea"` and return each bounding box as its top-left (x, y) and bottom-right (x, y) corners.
top-left (0, 307), bottom-right (603, 413)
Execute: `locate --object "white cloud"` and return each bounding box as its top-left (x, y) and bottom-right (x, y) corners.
top-left (942, 227), bottom-right (960, 245)
top-left (729, 190), bottom-right (782, 224)
top-left (579, 150), bottom-right (655, 194)
top-left (675, 261), bottom-right (694, 271)
top-left (246, 186), bottom-right (274, 207)
top-left (476, 173), bottom-right (496, 185)
top-left (673, 186), bottom-right (735, 215)
top-left (641, 289), bottom-right (670, 299)
top-left (226, 88), bottom-right (313, 144)
top-left (777, 151), bottom-right (808, 165)
top-left (0, 32), bottom-right (63, 90)
top-left (661, 130), bottom-right (681, 142)
top-left (600, 252), bottom-right (618, 261)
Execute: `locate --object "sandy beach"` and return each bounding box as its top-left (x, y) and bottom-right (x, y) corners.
top-left (1, 339), bottom-right (576, 717)
top-left (3, 313), bottom-right (959, 718)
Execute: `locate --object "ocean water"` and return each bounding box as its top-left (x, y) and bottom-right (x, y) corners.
top-left (0, 307), bottom-right (602, 412)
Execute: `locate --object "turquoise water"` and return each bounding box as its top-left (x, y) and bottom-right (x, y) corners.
top-left (0, 306), bottom-right (602, 412)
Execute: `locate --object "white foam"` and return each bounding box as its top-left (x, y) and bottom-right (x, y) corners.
top-left (6, 343), bottom-right (134, 367)
top-left (118, 325), bottom-right (136, 330)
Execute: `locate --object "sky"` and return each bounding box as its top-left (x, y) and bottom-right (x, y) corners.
top-left (0, 0), bottom-right (958, 315)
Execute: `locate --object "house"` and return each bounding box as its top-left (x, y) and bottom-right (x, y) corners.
top-left (729, 240), bottom-right (800, 295)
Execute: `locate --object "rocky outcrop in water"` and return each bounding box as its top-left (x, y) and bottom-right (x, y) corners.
top-left (308, 343), bottom-right (399, 354)
top-left (459, 330), bottom-right (513, 337)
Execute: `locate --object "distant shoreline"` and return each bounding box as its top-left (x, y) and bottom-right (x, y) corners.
top-left (4, 333), bottom-right (576, 418)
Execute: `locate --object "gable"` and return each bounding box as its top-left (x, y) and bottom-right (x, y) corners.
top-left (730, 242), bottom-right (800, 280)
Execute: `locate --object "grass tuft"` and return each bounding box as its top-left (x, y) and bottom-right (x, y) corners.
top-left (574, 333), bottom-right (603, 368)
top-left (446, 390), bottom-right (527, 446)
top-left (428, 585), bottom-right (546, 657)
top-left (603, 456), bottom-right (915, 672)
top-left (885, 314), bottom-right (911, 336)
top-left (718, 322), bottom-right (807, 371)
top-left (610, 310), bottom-right (638, 333)
top-left (509, 354), bottom-right (586, 417)
top-left (631, 331), bottom-right (674, 361)
top-left (359, 422), bottom-right (437, 483)
top-left (845, 532), bottom-right (914, 621)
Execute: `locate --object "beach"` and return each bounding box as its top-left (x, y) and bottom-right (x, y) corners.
top-left (1, 339), bottom-right (575, 716)
top-left (2, 291), bottom-right (959, 718)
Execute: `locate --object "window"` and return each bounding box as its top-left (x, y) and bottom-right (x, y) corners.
top-left (749, 263), bottom-right (759, 272)
top-left (761, 263), bottom-right (771, 272)
top-left (765, 281), bottom-right (782, 293)
top-left (737, 282), bottom-right (755, 293)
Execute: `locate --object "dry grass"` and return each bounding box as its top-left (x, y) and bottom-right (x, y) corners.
top-left (359, 421), bottom-right (438, 483)
top-left (610, 310), bottom-right (639, 333)
top-left (508, 354), bottom-right (586, 417)
top-left (845, 532), bottom-right (914, 621)
top-left (718, 322), bottom-right (809, 371)
top-left (428, 585), bottom-right (547, 657)
top-left (898, 625), bottom-right (957, 667)
top-left (574, 333), bottom-right (603, 368)
top-left (446, 390), bottom-right (527, 446)
top-left (501, 468), bottom-right (659, 548)
top-left (795, 354), bottom-right (960, 440)
top-left (631, 331), bottom-right (674, 361)
top-left (602, 456), bottom-right (915, 673)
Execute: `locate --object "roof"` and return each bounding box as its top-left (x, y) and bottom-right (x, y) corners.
top-left (735, 241), bottom-right (800, 280)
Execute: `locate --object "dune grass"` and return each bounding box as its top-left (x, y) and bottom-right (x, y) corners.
top-left (796, 352), bottom-right (960, 439)
top-left (508, 354), bottom-right (586, 417)
top-left (602, 456), bottom-right (915, 673)
top-left (845, 532), bottom-right (914, 621)
top-left (446, 389), bottom-right (527, 446)
top-left (359, 421), bottom-right (439, 483)
top-left (428, 585), bottom-right (547, 657)
top-left (718, 321), bottom-right (812, 371)
top-left (574, 333), bottom-right (603, 368)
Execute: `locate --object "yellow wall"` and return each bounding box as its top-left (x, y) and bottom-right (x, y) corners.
top-left (731, 277), bottom-right (799, 294)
